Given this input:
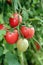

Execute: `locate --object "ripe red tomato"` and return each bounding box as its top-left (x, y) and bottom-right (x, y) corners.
top-left (14, 13), bottom-right (22, 23)
top-left (5, 30), bottom-right (19, 44)
top-left (9, 13), bottom-right (22, 27)
top-left (0, 24), bottom-right (5, 30)
top-left (35, 42), bottom-right (40, 50)
top-left (20, 26), bottom-right (35, 39)
top-left (9, 17), bottom-right (19, 27)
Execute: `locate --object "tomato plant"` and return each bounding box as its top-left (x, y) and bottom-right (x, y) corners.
top-left (0, 0), bottom-right (43, 65)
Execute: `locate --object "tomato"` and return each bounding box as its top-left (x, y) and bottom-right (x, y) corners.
top-left (17, 38), bottom-right (29, 52)
top-left (20, 26), bottom-right (35, 39)
top-left (9, 13), bottom-right (22, 27)
top-left (9, 17), bottom-right (19, 27)
top-left (5, 30), bottom-right (19, 44)
top-left (34, 42), bottom-right (40, 50)
top-left (14, 13), bottom-right (22, 23)
top-left (7, 0), bottom-right (11, 4)
top-left (19, 15), bottom-right (22, 23)
top-left (0, 24), bottom-right (5, 30)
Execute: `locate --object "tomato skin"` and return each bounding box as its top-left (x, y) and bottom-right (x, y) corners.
top-left (20, 26), bottom-right (35, 39)
top-left (35, 42), bottom-right (40, 50)
top-left (9, 13), bottom-right (22, 27)
top-left (17, 38), bottom-right (29, 52)
top-left (5, 30), bottom-right (19, 44)
top-left (0, 24), bottom-right (4, 30)
top-left (13, 13), bottom-right (18, 18)
top-left (9, 17), bottom-right (19, 27)
top-left (14, 13), bottom-right (22, 23)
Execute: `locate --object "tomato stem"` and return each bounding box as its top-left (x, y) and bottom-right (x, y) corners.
top-left (18, 51), bottom-right (28, 65)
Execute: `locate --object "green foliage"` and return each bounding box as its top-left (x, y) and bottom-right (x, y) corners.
top-left (0, 0), bottom-right (43, 65)
top-left (0, 47), bottom-right (3, 56)
top-left (4, 52), bottom-right (20, 65)
top-left (0, 30), bottom-right (6, 41)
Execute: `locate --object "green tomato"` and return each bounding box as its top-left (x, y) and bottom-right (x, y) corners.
top-left (17, 38), bottom-right (29, 52)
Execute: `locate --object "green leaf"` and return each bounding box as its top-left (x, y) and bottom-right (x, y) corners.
top-left (0, 30), bottom-right (6, 41)
top-left (33, 0), bottom-right (39, 4)
top-left (4, 52), bottom-right (20, 65)
top-left (41, 0), bottom-right (43, 9)
top-left (4, 40), bottom-right (16, 51)
top-left (3, 38), bottom-right (17, 51)
top-left (14, 0), bottom-right (18, 11)
top-left (0, 30), bottom-right (6, 35)
top-left (5, 43), bottom-right (15, 51)
top-left (22, 7), bottom-right (28, 22)
top-left (0, 47), bottom-right (3, 56)
top-left (0, 35), bottom-right (3, 41)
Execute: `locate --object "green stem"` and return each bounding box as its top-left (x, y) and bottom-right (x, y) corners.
top-left (18, 52), bottom-right (28, 65)
top-left (19, 53), bottom-right (24, 65)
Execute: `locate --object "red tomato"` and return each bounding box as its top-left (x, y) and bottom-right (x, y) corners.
top-left (7, 0), bottom-right (11, 4)
top-left (35, 42), bottom-right (40, 50)
top-left (14, 13), bottom-right (22, 23)
top-left (9, 17), bottom-right (19, 27)
top-left (20, 26), bottom-right (35, 39)
top-left (0, 24), bottom-right (4, 30)
top-left (5, 30), bottom-right (19, 44)
top-left (0, 24), bottom-right (9, 31)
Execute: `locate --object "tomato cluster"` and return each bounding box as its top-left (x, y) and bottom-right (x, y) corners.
top-left (0, 13), bottom-right (35, 52)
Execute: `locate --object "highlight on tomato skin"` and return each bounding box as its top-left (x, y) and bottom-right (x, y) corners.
top-left (20, 26), bottom-right (35, 39)
top-left (5, 30), bottom-right (19, 44)
top-left (17, 38), bottom-right (29, 52)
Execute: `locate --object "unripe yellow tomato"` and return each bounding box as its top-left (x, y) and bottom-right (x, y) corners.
top-left (17, 38), bottom-right (29, 52)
